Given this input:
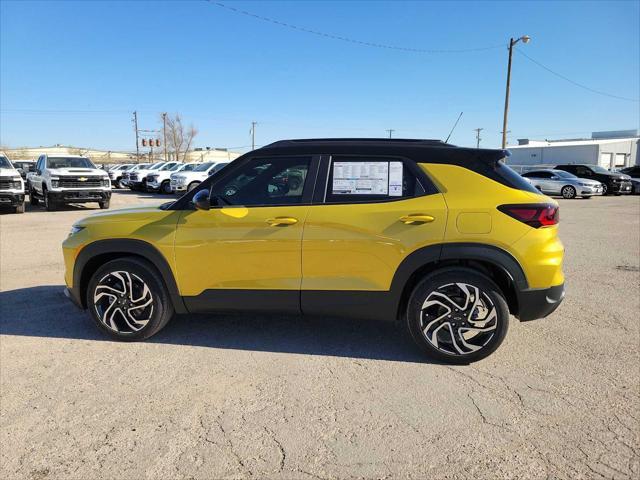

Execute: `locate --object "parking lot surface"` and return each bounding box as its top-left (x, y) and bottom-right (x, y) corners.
top-left (1, 192), bottom-right (639, 479)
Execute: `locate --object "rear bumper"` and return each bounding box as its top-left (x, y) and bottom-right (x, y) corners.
top-left (64, 287), bottom-right (83, 310)
top-left (0, 193), bottom-right (25, 206)
top-left (49, 190), bottom-right (111, 203)
top-left (516, 283), bottom-right (565, 322)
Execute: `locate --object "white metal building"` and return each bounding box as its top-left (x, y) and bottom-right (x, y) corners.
top-left (507, 130), bottom-right (639, 170)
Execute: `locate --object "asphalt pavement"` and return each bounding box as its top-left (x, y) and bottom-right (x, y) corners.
top-left (1, 191), bottom-right (638, 479)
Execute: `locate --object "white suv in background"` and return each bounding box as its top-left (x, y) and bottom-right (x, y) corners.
top-left (171, 161), bottom-right (231, 194)
top-left (0, 153), bottom-right (26, 213)
top-left (28, 155), bottom-right (111, 210)
top-left (147, 162), bottom-right (198, 194)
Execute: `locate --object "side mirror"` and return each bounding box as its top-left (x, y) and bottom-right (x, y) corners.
top-left (192, 189), bottom-right (210, 211)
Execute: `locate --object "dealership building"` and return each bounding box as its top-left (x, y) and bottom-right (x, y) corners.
top-left (507, 129), bottom-right (639, 170)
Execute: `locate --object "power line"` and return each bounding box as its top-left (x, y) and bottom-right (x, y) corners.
top-left (209, 1), bottom-right (505, 54)
top-left (515, 48), bottom-right (640, 103)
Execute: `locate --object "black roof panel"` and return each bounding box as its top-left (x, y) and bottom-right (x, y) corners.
top-left (265, 138), bottom-right (454, 148)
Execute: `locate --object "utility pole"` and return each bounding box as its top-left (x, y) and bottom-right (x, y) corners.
top-left (251, 121), bottom-right (257, 150)
top-left (133, 111), bottom-right (140, 163)
top-left (474, 128), bottom-right (483, 148)
top-left (162, 112), bottom-right (168, 161)
top-left (502, 35), bottom-right (531, 149)
top-left (386, 129), bottom-right (395, 139)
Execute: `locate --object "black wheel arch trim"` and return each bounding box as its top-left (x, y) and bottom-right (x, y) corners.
top-left (438, 243), bottom-right (528, 290)
top-left (72, 238), bottom-right (187, 314)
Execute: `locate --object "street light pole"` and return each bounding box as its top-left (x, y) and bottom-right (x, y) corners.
top-left (501, 35), bottom-right (530, 149)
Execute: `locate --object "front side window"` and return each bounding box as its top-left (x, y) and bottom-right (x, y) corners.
top-left (47, 157), bottom-right (95, 169)
top-left (325, 157), bottom-right (421, 203)
top-left (210, 157), bottom-right (310, 206)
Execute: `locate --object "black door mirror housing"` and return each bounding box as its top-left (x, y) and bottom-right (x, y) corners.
top-left (192, 189), bottom-right (211, 211)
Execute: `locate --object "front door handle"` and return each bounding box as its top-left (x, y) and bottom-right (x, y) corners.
top-left (266, 216), bottom-right (298, 226)
top-left (399, 214), bottom-right (435, 225)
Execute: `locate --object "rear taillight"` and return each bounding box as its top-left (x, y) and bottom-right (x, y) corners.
top-left (498, 204), bottom-right (559, 228)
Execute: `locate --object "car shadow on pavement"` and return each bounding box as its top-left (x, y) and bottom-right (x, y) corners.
top-left (0, 285), bottom-right (435, 364)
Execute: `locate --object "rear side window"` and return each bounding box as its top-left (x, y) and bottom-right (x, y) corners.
top-left (325, 157), bottom-right (424, 203)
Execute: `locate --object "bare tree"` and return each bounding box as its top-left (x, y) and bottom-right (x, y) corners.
top-left (162, 114), bottom-right (198, 162)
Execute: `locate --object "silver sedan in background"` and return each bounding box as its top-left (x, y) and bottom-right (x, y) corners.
top-left (521, 169), bottom-right (603, 199)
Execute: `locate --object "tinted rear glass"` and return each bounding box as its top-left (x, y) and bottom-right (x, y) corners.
top-left (476, 159), bottom-right (539, 193)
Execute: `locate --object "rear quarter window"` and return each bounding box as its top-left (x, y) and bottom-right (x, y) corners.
top-left (476, 159), bottom-right (540, 193)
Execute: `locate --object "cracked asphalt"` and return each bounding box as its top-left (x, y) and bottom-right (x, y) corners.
top-left (1, 191), bottom-right (638, 479)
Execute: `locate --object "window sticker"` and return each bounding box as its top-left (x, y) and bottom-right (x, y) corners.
top-left (332, 161), bottom-right (390, 195)
top-left (389, 161), bottom-right (403, 196)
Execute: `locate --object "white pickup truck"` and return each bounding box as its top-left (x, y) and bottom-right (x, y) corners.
top-left (28, 154), bottom-right (111, 211)
top-left (170, 161), bottom-right (231, 194)
top-left (146, 162), bottom-right (199, 194)
top-left (0, 153), bottom-right (26, 213)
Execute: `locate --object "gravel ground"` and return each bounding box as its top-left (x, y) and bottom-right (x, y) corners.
top-left (1, 191), bottom-right (639, 480)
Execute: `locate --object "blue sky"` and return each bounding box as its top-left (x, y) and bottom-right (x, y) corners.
top-left (1, 0), bottom-right (639, 152)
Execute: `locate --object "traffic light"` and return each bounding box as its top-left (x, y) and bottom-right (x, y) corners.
top-left (156, 139), bottom-right (161, 147)
top-left (142, 139), bottom-right (147, 147)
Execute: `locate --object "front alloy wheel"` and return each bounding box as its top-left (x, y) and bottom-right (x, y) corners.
top-left (406, 269), bottom-right (509, 363)
top-left (87, 258), bottom-right (174, 340)
top-left (93, 271), bottom-right (154, 333)
top-left (561, 185), bottom-right (576, 199)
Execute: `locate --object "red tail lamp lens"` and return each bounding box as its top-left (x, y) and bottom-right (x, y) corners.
top-left (498, 204), bottom-right (559, 228)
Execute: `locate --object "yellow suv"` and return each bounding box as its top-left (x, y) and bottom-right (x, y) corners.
top-left (63, 139), bottom-right (565, 363)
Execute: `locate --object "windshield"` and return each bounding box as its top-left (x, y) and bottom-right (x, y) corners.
top-left (169, 164), bottom-right (183, 171)
top-left (591, 165), bottom-right (610, 174)
top-left (159, 163), bottom-right (177, 171)
top-left (48, 157), bottom-right (95, 169)
top-left (148, 162), bottom-right (165, 170)
top-left (554, 170), bottom-right (577, 179)
top-left (0, 156), bottom-right (12, 169)
top-left (0, 156), bottom-right (13, 169)
top-left (194, 162), bottom-right (214, 172)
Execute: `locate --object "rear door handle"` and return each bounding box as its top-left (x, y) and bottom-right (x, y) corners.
top-left (399, 214), bottom-right (435, 225)
top-left (266, 216), bottom-right (298, 226)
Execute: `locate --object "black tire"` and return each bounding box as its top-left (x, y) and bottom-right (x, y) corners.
top-left (86, 257), bottom-right (174, 341)
top-left (99, 199), bottom-right (110, 209)
top-left (161, 180), bottom-right (172, 194)
top-left (44, 189), bottom-right (57, 211)
top-left (405, 268), bottom-right (509, 364)
top-left (602, 184), bottom-right (608, 195)
top-left (187, 181), bottom-right (200, 192)
top-left (561, 185), bottom-right (576, 199)
top-left (14, 202), bottom-right (25, 214)
top-left (30, 188), bottom-right (39, 206)
top-left (113, 179), bottom-right (121, 189)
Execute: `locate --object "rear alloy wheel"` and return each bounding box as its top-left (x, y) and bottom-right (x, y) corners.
top-left (161, 180), bottom-right (172, 194)
top-left (406, 269), bottom-right (509, 363)
top-left (561, 185), bottom-right (577, 199)
top-left (87, 258), bottom-right (174, 340)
